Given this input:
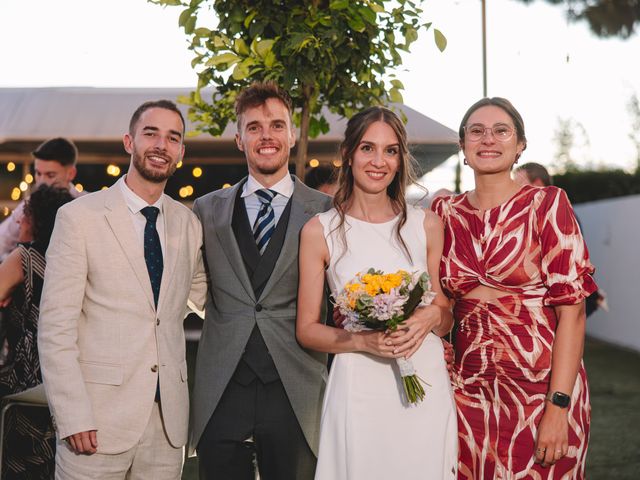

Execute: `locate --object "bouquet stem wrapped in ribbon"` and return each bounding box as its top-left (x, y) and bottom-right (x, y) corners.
top-left (334, 269), bottom-right (436, 404)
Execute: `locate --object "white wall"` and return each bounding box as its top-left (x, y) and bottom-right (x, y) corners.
top-left (574, 195), bottom-right (640, 352)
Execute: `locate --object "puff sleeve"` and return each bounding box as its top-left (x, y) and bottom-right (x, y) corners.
top-left (537, 187), bottom-right (597, 306)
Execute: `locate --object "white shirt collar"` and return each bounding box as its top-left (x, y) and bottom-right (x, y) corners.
top-left (120, 175), bottom-right (164, 214)
top-left (241, 173), bottom-right (294, 199)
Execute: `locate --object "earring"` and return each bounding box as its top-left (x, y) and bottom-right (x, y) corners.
top-left (463, 158), bottom-right (468, 165)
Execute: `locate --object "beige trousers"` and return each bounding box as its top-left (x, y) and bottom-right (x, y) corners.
top-left (55, 402), bottom-right (183, 480)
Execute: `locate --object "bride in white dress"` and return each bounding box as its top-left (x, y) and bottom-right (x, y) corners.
top-left (297, 106), bottom-right (457, 479)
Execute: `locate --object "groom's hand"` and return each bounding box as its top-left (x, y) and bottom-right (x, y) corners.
top-left (66, 430), bottom-right (98, 454)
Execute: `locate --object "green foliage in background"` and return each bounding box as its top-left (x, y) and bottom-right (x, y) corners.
top-left (149, 0), bottom-right (445, 178)
top-left (554, 169), bottom-right (640, 204)
top-left (518, 0), bottom-right (640, 39)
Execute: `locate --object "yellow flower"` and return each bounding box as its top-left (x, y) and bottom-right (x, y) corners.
top-left (346, 282), bottom-right (362, 293)
top-left (381, 280), bottom-right (394, 293)
top-left (365, 283), bottom-right (379, 296)
top-left (349, 296), bottom-right (356, 309)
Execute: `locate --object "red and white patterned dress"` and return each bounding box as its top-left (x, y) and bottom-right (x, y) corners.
top-left (432, 185), bottom-right (596, 480)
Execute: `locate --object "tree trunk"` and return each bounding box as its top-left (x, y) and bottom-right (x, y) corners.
top-left (296, 86), bottom-right (312, 180)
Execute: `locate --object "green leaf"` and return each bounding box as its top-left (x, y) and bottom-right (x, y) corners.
top-left (184, 15), bottom-right (197, 34)
top-left (347, 15), bottom-right (366, 32)
top-left (255, 39), bottom-right (275, 58)
top-left (390, 79), bottom-right (404, 89)
top-left (329, 0), bottom-right (349, 10)
top-left (244, 10), bottom-right (258, 29)
top-left (234, 38), bottom-right (249, 56)
top-left (160, 0), bottom-right (184, 7)
top-left (232, 62), bottom-right (250, 80)
top-left (191, 54), bottom-right (204, 69)
top-left (212, 35), bottom-right (226, 49)
top-left (178, 8), bottom-right (193, 28)
top-left (434, 28), bottom-right (447, 52)
top-left (264, 50), bottom-right (277, 68)
top-left (194, 27), bottom-right (211, 37)
top-left (405, 26), bottom-right (418, 44)
top-left (206, 52), bottom-right (239, 67)
top-left (369, 2), bottom-right (385, 14)
top-left (358, 6), bottom-right (377, 25)
top-left (389, 88), bottom-right (403, 103)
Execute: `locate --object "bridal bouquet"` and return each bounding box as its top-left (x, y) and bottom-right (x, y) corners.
top-left (333, 268), bottom-right (436, 404)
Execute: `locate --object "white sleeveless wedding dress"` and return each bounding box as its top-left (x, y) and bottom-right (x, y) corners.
top-left (315, 206), bottom-right (457, 480)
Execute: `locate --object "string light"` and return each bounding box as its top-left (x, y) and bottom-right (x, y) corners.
top-left (309, 159), bottom-right (320, 168)
top-left (222, 183), bottom-right (231, 189)
top-left (11, 188), bottom-right (21, 201)
top-left (176, 161), bottom-right (183, 169)
top-left (75, 184), bottom-right (84, 192)
top-left (19, 181), bottom-right (28, 192)
top-left (179, 185), bottom-right (194, 198)
top-left (101, 186), bottom-right (109, 191)
top-left (192, 167), bottom-right (202, 178)
top-left (7, 162), bottom-right (16, 172)
top-left (332, 159), bottom-right (343, 167)
top-left (25, 173), bottom-right (34, 184)
top-left (106, 164), bottom-right (121, 176)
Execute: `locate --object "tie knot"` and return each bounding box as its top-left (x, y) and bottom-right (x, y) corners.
top-left (255, 189), bottom-right (276, 205)
top-left (141, 206), bottom-right (160, 224)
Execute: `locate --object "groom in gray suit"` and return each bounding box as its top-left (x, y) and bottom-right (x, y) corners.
top-left (190, 82), bottom-right (332, 479)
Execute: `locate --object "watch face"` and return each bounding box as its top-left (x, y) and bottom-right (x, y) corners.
top-left (552, 392), bottom-right (571, 408)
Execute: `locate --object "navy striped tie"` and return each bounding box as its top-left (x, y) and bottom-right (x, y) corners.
top-left (141, 206), bottom-right (163, 307)
top-left (253, 189), bottom-right (277, 255)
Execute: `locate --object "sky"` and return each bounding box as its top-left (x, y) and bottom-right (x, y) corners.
top-left (2, 0), bottom-right (639, 193)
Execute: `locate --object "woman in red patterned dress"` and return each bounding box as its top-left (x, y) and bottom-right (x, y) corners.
top-left (432, 98), bottom-right (596, 479)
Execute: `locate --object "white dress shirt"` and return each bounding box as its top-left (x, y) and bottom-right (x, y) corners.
top-left (119, 176), bottom-right (166, 257)
top-left (241, 173), bottom-right (294, 228)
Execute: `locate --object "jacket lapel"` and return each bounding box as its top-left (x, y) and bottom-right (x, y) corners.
top-left (157, 196), bottom-right (183, 314)
top-left (103, 179), bottom-right (156, 311)
top-left (213, 183), bottom-right (256, 302)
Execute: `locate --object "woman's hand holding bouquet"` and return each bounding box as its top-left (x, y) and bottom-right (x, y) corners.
top-left (334, 268), bottom-right (437, 404)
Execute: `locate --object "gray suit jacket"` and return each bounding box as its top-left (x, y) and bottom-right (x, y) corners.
top-left (190, 176), bottom-right (331, 455)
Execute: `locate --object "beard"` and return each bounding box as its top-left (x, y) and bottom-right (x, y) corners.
top-left (132, 150), bottom-right (177, 183)
top-left (250, 154), bottom-right (289, 177)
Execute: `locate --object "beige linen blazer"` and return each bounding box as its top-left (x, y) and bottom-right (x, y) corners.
top-left (38, 178), bottom-right (207, 454)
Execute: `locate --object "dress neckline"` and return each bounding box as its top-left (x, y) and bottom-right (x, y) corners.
top-left (461, 184), bottom-right (532, 212)
top-left (344, 212), bottom-right (401, 225)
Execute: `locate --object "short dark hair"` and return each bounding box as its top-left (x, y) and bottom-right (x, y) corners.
top-left (459, 97), bottom-right (527, 155)
top-left (23, 184), bottom-right (74, 251)
top-left (32, 137), bottom-right (78, 166)
top-left (129, 100), bottom-right (186, 136)
top-left (304, 165), bottom-right (337, 190)
top-left (516, 162), bottom-right (552, 186)
top-left (235, 81), bottom-right (293, 127)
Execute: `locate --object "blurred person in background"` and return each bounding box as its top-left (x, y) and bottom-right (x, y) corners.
top-left (0, 137), bottom-right (83, 262)
top-left (0, 184), bottom-right (74, 479)
top-left (304, 164), bottom-right (338, 196)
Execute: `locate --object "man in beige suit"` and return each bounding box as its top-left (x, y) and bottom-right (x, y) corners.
top-left (38, 100), bottom-right (207, 479)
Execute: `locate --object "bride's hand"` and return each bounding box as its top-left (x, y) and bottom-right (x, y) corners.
top-left (386, 305), bottom-right (442, 358)
top-left (357, 330), bottom-right (404, 358)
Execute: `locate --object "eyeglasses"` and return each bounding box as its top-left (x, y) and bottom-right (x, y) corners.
top-left (464, 123), bottom-right (515, 142)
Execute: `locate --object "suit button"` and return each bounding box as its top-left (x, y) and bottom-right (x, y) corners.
top-left (151, 365), bottom-right (158, 373)
top-left (255, 304), bottom-right (262, 312)
top-left (156, 318), bottom-right (160, 326)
